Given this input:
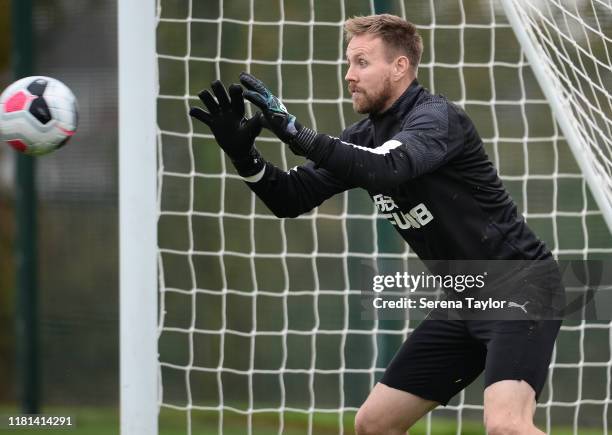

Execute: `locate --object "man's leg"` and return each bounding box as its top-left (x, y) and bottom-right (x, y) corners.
top-left (473, 318), bottom-right (562, 435)
top-left (354, 382), bottom-right (438, 435)
top-left (360, 314), bottom-right (486, 434)
top-left (483, 380), bottom-right (543, 435)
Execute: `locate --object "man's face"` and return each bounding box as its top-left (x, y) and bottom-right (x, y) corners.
top-left (345, 34), bottom-right (395, 115)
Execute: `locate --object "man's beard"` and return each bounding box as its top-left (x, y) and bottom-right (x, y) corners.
top-left (352, 76), bottom-right (393, 115)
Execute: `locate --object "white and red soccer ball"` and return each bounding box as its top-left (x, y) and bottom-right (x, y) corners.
top-left (0, 76), bottom-right (78, 156)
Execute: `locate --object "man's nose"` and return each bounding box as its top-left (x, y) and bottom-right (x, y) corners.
top-left (345, 65), bottom-right (357, 82)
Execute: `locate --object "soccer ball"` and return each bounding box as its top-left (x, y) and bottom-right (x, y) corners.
top-left (0, 76), bottom-right (78, 156)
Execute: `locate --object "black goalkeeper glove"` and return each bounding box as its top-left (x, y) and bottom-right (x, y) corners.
top-left (189, 80), bottom-right (264, 176)
top-left (239, 72), bottom-right (318, 157)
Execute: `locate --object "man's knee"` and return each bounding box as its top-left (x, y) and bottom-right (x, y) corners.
top-left (485, 417), bottom-right (531, 435)
top-left (354, 407), bottom-right (406, 435)
top-left (354, 383), bottom-right (437, 434)
top-left (483, 380), bottom-right (542, 435)
top-left (354, 408), bottom-right (383, 435)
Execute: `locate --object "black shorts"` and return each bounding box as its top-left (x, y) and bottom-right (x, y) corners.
top-left (379, 311), bottom-right (562, 406)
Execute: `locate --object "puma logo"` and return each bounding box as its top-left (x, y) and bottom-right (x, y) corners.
top-left (508, 301), bottom-right (529, 314)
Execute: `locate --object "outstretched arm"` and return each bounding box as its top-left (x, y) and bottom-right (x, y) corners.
top-left (240, 72), bottom-right (463, 191)
top-left (189, 80), bottom-right (351, 218)
top-left (303, 105), bottom-right (456, 191)
top-left (242, 160), bottom-right (353, 218)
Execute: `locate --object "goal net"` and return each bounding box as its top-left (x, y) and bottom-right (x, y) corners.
top-left (152, 0), bottom-right (612, 433)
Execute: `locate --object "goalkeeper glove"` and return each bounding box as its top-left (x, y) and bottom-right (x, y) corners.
top-left (239, 72), bottom-right (317, 157)
top-left (189, 80), bottom-right (264, 176)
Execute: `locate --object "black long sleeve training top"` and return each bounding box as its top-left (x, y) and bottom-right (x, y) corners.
top-left (244, 80), bottom-right (549, 261)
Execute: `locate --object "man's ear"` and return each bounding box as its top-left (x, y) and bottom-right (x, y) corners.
top-left (393, 56), bottom-right (411, 81)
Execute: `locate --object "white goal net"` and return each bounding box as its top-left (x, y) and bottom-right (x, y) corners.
top-left (152, 0), bottom-right (612, 434)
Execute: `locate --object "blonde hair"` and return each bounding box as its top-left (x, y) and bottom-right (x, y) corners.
top-left (344, 14), bottom-right (423, 73)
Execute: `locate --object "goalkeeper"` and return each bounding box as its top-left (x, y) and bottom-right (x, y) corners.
top-left (190, 14), bottom-right (563, 435)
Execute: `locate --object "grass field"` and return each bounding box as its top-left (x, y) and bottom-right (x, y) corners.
top-left (0, 406), bottom-right (605, 434)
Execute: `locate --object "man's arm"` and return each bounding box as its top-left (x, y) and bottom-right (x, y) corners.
top-left (241, 72), bottom-right (465, 191)
top-left (306, 104), bottom-right (462, 191)
top-left (189, 80), bottom-right (351, 218)
top-left (241, 160), bottom-right (353, 218)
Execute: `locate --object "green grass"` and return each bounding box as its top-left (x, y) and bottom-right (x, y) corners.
top-left (167, 410), bottom-right (488, 435)
top-left (0, 406), bottom-right (604, 434)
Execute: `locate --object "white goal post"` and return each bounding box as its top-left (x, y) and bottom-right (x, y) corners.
top-left (119, 0), bottom-right (612, 434)
top-left (119, 0), bottom-right (158, 433)
top-left (502, 0), bottom-right (612, 233)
